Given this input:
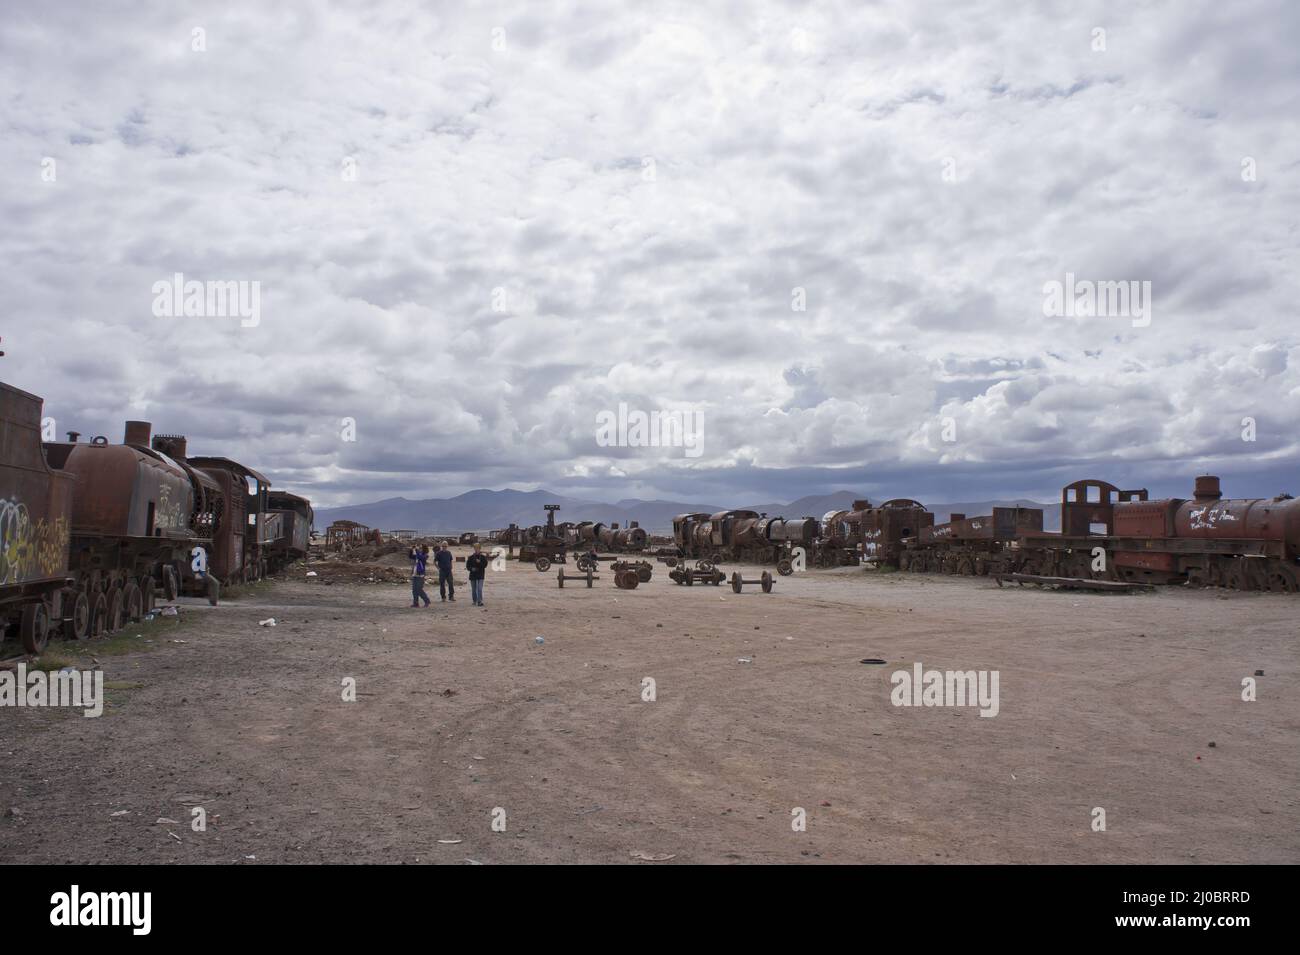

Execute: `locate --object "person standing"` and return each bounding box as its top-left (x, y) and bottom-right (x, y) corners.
top-left (466, 543), bottom-right (488, 606)
top-left (435, 541), bottom-right (455, 601)
top-left (410, 545), bottom-right (431, 608)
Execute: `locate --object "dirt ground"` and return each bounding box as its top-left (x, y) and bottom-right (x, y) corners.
top-left (2, 548), bottom-right (1297, 865)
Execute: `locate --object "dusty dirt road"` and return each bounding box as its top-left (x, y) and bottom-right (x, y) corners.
top-left (2, 551), bottom-right (1296, 864)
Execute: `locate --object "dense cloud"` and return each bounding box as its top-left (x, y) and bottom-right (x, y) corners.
top-left (1, 0), bottom-right (1297, 507)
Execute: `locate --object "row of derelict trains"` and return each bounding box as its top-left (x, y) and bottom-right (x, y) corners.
top-left (500, 478), bottom-right (1300, 596)
top-left (1, 380), bottom-right (313, 655)
top-left (7, 372), bottom-right (1299, 656)
top-left (660, 478), bottom-right (1300, 594)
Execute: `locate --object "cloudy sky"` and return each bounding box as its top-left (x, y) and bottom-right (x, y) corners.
top-left (2, 0), bottom-right (1297, 508)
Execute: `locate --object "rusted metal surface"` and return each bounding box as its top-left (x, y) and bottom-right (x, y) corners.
top-left (1060, 479), bottom-right (1148, 536)
top-left (921, 507), bottom-right (1043, 543)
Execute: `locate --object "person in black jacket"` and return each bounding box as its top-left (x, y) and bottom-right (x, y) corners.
top-left (466, 543), bottom-right (489, 606)
top-left (434, 542), bottom-right (455, 601)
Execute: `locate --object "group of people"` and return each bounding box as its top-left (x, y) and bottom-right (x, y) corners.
top-left (410, 542), bottom-right (489, 608)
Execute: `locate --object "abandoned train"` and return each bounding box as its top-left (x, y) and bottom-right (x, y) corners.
top-left (1, 381), bottom-right (314, 654)
top-left (667, 476), bottom-right (1299, 592)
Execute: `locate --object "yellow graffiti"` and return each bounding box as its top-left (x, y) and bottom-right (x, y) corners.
top-left (0, 498), bottom-right (69, 585)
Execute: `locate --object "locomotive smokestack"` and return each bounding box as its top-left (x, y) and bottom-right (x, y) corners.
top-left (124, 421), bottom-right (152, 446)
top-left (152, 433), bottom-right (188, 459)
top-left (66, 430), bottom-right (80, 443)
top-left (1194, 475), bottom-right (1222, 501)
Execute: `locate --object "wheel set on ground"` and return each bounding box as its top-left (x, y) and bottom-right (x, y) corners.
top-left (556, 566), bottom-right (599, 589)
top-left (730, 571), bottom-right (774, 594)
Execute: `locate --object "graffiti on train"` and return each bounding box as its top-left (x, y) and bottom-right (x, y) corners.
top-left (0, 498), bottom-right (70, 585)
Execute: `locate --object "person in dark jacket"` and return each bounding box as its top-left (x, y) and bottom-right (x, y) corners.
top-left (466, 543), bottom-right (489, 606)
top-left (434, 542), bottom-right (455, 601)
top-left (410, 545), bottom-right (431, 608)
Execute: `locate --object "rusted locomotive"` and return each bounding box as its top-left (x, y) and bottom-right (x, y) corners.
top-left (856, 499), bottom-right (934, 568)
top-left (671, 509), bottom-right (820, 566)
top-left (1105, 475), bottom-right (1300, 591)
top-left (2, 378), bottom-right (314, 655)
top-left (896, 476), bottom-right (1300, 591)
top-left (40, 421), bottom-right (225, 640)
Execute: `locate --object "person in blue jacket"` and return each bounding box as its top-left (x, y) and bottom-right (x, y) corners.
top-left (410, 545), bottom-right (431, 608)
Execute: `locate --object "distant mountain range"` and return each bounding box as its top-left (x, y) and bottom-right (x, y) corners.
top-left (312, 488), bottom-right (1060, 535)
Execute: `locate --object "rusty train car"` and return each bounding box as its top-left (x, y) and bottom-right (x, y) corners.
top-left (1, 383), bottom-right (75, 653)
top-left (897, 476), bottom-right (1300, 592)
top-left (898, 479), bottom-right (1146, 577)
top-left (266, 491), bottom-right (314, 575)
top-left (1104, 475), bottom-right (1300, 591)
top-left (1, 380), bottom-right (313, 655)
top-left (671, 510), bottom-right (820, 566)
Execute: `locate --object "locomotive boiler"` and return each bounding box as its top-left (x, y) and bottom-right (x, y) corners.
top-left (42, 421), bottom-right (225, 638)
top-left (1108, 475), bottom-right (1300, 591)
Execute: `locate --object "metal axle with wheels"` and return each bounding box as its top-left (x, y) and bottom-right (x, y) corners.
top-left (557, 566), bottom-right (599, 588)
top-left (730, 571), bottom-right (774, 593)
top-left (669, 563), bottom-right (725, 586)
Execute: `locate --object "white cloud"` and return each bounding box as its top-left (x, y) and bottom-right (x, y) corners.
top-left (2, 0), bottom-right (1297, 507)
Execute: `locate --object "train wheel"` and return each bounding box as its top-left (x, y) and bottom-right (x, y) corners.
top-left (20, 602), bottom-right (50, 655)
top-left (535, 558), bottom-right (551, 572)
top-left (711, 553), bottom-right (724, 566)
top-left (1266, 565), bottom-right (1298, 593)
top-left (64, 591), bottom-right (90, 641)
top-left (1228, 560), bottom-right (1256, 592)
top-left (974, 557), bottom-right (989, 576)
top-left (776, 559), bottom-right (794, 576)
top-left (576, 558), bottom-right (593, 572)
top-left (956, 557), bottom-right (975, 576)
top-left (89, 593), bottom-right (109, 638)
top-left (636, 565), bottom-right (652, 583)
top-left (663, 556), bottom-right (678, 568)
top-left (106, 589), bottom-right (125, 634)
top-left (123, 582), bottom-right (143, 623)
